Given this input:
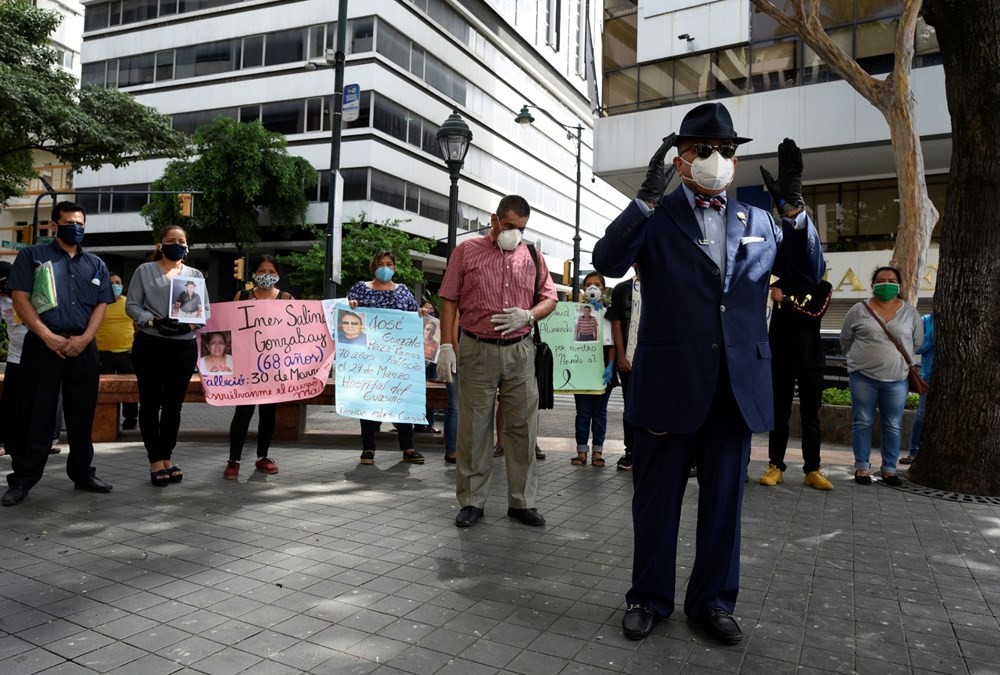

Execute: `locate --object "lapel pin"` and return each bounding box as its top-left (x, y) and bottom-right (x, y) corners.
top-left (737, 212), bottom-right (746, 226)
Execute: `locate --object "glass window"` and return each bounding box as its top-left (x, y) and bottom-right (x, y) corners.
top-left (85, 3), bottom-right (110, 31)
top-left (326, 22), bottom-right (338, 51)
top-left (427, 0), bottom-right (469, 45)
top-left (351, 17), bottom-right (374, 53)
top-left (155, 50), bottom-right (174, 81)
top-left (305, 97), bottom-right (324, 132)
top-left (856, 0), bottom-right (902, 22)
top-left (105, 60), bottom-right (119, 88)
top-left (76, 192), bottom-right (100, 215)
top-left (407, 117), bottom-right (422, 149)
top-left (173, 108), bottom-right (236, 134)
top-left (714, 46), bottom-right (749, 99)
top-left (265, 28), bottom-right (306, 66)
top-left (112, 184), bottom-right (150, 213)
top-left (243, 35), bottom-right (264, 68)
top-left (604, 67), bottom-right (638, 115)
top-left (638, 61), bottom-right (672, 110)
top-left (419, 189), bottom-right (449, 224)
top-left (305, 171), bottom-right (323, 202)
top-left (425, 53), bottom-right (466, 105)
top-left (371, 170), bottom-right (404, 209)
top-left (159, 0), bottom-right (178, 16)
top-left (750, 1), bottom-right (794, 41)
top-left (673, 53), bottom-right (712, 104)
top-left (121, 0), bottom-right (156, 24)
top-left (260, 100), bottom-right (304, 135)
top-left (603, 11), bottom-right (637, 70)
top-left (817, 2), bottom-right (854, 28)
top-left (372, 95), bottom-right (408, 142)
top-left (239, 105), bottom-right (260, 123)
top-left (175, 40), bottom-right (239, 78)
top-left (308, 25), bottom-right (326, 60)
top-left (750, 39), bottom-right (797, 91)
top-left (376, 21), bottom-right (409, 69)
top-left (82, 63), bottom-right (106, 88)
top-left (119, 53), bottom-right (154, 86)
top-left (340, 169), bottom-right (368, 201)
top-left (410, 44), bottom-right (425, 77)
top-left (108, 0), bottom-right (122, 26)
top-left (802, 27), bottom-right (851, 84)
top-left (421, 119), bottom-right (439, 156)
top-left (856, 19), bottom-right (898, 74)
top-left (405, 184), bottom-right (419, 213)
top-left (344, 90), bottom-right (371, 130)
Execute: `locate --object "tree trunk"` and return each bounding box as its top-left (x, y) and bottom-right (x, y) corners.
top-left (884, 88), bottom-right (939, 303)
top-left (909, 0), bottom-right (1000, 495)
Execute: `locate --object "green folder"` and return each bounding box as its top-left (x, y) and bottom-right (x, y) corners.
top-left (31, 260), bottom-right (58, 314)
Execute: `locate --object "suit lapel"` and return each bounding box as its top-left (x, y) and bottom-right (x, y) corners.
top-left (724, 195), bottom-right (745, 288)
top-left (664, 187), bottom-right (715, 264)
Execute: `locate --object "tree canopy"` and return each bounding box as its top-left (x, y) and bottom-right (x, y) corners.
top-left (142, 118), bottom-right (316, 248)
top-left (0, 0), bottom-right (186, 202)
top-left (280, 214), bottom-right (433, 299)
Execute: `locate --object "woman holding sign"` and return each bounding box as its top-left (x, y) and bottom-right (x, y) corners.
top-left (224, 255), bottom-right (293, 480)
top-left (126, 225), bottom-right (205, 487)
top-left (347, 251), bottom-right (425, 465)
top-left (572, 272), bottom-right (617, 468)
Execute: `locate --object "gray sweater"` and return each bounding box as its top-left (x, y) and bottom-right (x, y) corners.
top-left (840, 300), bottom-right (923, 382)
top-left (125, 262), bottom-right (206, 341)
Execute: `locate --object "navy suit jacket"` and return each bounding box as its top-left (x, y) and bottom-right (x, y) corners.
top-left (593, 186), bottom-right (826, 434)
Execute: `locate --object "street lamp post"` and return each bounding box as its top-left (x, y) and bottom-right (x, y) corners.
top-left (515, 104), bottom-right (583, 300)
top-left (436, 111), bottom-right (473, 260)
top-left (323, 0), bottom-right (349, 300)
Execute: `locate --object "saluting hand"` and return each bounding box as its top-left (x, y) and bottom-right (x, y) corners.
top-left (636, 133), bottom-right (678, 205)
top-left (759, 138), bottom-right (804, 209)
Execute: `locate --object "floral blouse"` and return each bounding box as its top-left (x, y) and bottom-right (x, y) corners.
top-left (347, 281), bottom-right (419, 311)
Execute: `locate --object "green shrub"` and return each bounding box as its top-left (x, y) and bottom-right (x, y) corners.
top-left (821, 388), bottom-right (919, 410)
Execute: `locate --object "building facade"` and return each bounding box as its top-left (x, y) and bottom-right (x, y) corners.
top-left (72, 0), bottom-right (629, 298)
top-left (594, 0), bottom-right (947, 324)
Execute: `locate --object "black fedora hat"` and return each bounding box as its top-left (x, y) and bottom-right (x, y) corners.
top-left (675, 103), bottom-right (752, 145)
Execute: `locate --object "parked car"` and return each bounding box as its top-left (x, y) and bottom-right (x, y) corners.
top-left (820, 329), bottom-right (849, 390)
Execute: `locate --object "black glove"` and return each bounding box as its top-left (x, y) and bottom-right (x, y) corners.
top-left (636, 133), bottom-right (678, 204)
top-left (152, 317), bottom-right (190, 337)
top-left (759, 137), bottom-right (804, 209)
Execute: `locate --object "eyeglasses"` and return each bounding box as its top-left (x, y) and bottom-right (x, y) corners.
top-left (685, 143), bottom-right (738, 160)
top-left (341, 320), bottom-right (361, 326)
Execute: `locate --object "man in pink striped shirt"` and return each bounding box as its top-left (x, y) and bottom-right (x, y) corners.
top-left (438, 195), bottom-right (557, 528)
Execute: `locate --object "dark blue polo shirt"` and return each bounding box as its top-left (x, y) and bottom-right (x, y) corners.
top-left (8, 240), bottom-right (115, 335)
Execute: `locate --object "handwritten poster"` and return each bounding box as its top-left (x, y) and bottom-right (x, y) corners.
top-left (197, 300), bottom-right (336, 405)
top-left (323, 301), bottom-right (426, 424)
top-left (538, 301), bottom-right (605, 393)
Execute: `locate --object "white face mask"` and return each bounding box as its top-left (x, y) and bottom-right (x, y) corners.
top-left (681, 151), bottom-right (735, 192)
top-left (496, 228), bottom-right (522, 251)
top-left (584, 285), bottom-right (602, 302)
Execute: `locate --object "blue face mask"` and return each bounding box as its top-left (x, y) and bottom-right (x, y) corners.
top-left (57, 223), bottom-right (85, 246)
top-left (375, 266), bottom-right (394, 282)
top-left (161, 243), bottom-right (188, 261)
top-left (111, 284), bottom-right (123, 298)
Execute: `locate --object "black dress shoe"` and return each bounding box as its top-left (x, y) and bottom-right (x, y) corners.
top-left (622, 604), bottom-right (656, 640)
top-left (74, 476), bottom-right (113, 493)
top-left (506, 507), bottom-right (545, 526)
top-left (2, 485), bottom-right (29, 506)
top-left (534, 446), bottom-right (546, 460)
top-left (122, 419), bottom-right (138, 431)
top-left (698, 608), bottom-right (742, 644)
top-left (455, 506), bottom-right (484, 528)
top-left (444, 454), bottom-right (456, 464)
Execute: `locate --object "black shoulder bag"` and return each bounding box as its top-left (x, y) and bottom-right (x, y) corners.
top-left (526, 244), bottom-right (554, 409)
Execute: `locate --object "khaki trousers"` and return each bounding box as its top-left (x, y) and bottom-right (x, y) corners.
top-left (455, 333), bottom-right (538, 510)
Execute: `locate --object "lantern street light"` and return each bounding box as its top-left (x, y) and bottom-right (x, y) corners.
top-left (515, 104), bottom-right (583, 299)
top-left (436, 110), bottom-right (473, 260)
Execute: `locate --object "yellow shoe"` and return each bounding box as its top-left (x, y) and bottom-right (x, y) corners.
top-left (759, 464), bottom-right (783, 486)
top-left (804, 469), bottom-right (833, 490)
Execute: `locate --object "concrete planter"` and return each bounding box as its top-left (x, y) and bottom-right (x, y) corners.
top-left (790, 401), bottom-right (916, 449)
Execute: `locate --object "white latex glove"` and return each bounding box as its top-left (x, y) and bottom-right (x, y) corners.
top-left (437, 344), bottom-right (457, 383)
top-left (490, 307), bottom-right (532, 336)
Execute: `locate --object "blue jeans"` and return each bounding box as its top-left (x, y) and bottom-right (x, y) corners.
top-left (574, 388), bottom-right (613, 447)
top-left (907, 393), bottom-right (927, 457)
top-left (849, 371), bottom-right (908, 474)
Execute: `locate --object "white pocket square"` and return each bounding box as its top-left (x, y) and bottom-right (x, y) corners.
top-left (739, 236), bottom-right (765, 245)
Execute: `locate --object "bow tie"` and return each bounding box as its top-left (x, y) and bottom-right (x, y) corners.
top-left (694, 194), bottom-right (727, 211)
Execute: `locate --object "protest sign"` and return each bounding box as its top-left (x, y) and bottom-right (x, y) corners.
top-left (323, 301), bottom-right (426, 424)
top-left (538, 301), bottom-right (605, 393)
top-left (197, 300), bottom-right (335, 405)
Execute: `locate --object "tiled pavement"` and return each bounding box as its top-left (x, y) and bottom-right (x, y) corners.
top-left (1, 403), bottom-right (998, 674)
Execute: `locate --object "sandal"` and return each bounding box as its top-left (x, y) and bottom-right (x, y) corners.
top-left (165, 465), bottom-right (183, 483)
top-left (403, 450), bottom-right (425, 464)
top-left (360, 450), bottom-right (375, 465)
top-left (591, 452), bottom-right (605, 468)
top-left (571, 452), bottom-right (588, 466)
top-left (854, 470), bottom-right (872, 485)
top-left (150, 469), bottom-right (170, 487)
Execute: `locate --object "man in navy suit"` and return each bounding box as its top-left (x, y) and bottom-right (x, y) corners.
top-left (593, 103), bottom-right (825, 644)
